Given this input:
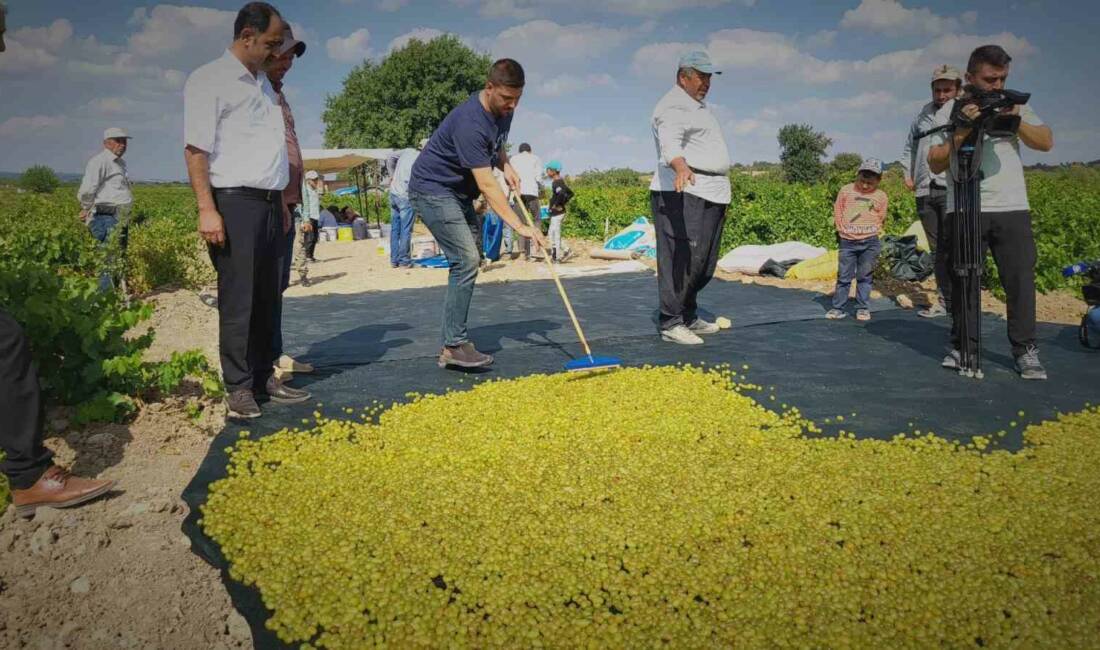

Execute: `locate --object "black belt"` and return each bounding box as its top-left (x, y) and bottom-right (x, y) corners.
top-left (689, 166), bottom-right (726, 177)
top-left (929, 182), bottom-right (947, 191)
top-left (94, 205), bottom-right (119, 215)
top-left (213, 187), bottom-right (281, 202)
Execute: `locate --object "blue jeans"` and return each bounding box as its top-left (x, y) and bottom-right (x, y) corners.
top-left (88, 213), bottom-right (118, 291)
top-left (409, 191), bottom-right (480, 347)
top-left (1086, 306), bottom-right (1100, 348)
top-left (389, 193), bottom-right (415, 267)
top-left (833, 236), bottom-right (881, 310)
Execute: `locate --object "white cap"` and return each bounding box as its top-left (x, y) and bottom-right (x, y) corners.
top-left (858, 157), bottom-right (884, 175)
top-left (103, 127), bottom-right (131, 140)
top-left (305, 170), bottom-right (319, 180)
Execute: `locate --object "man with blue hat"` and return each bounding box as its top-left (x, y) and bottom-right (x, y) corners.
top-left (649, 49), bottom-right (732, 345)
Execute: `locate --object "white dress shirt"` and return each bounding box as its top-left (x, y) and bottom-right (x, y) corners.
top-left (389, 148), bottom-right (420, 199)
top-left (900, 101), bottom-right (947, 197)
top-left (183, 49), bottom-right (288, 191)
top-left (509, 150), bottom-right (545, 197)
top-left (649, 84), bottom-right (732, 205)
top-left (77, 148), bottom-right (133, 210)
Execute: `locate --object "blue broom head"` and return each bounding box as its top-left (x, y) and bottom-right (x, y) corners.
top-left (564, 355), bottom-right (622, 372)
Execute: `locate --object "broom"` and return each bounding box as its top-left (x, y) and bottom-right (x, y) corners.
top-left (512, 193), bottom-right (622, 373)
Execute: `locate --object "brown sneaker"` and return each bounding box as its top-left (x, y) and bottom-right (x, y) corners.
top-left (263, 375), bottom-right (312, 404)
top-left (438, 342), bottom-right (494, 369)
top-left (226, 389), bottom-right (262, 419)
top-left (12, 466), bottom-right (116, 519)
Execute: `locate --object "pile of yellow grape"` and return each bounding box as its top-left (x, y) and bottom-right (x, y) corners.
top-left (201, 366), bottom-right (1100, 648)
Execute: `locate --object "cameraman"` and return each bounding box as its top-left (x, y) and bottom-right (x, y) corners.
top-left (901, 65), bottom-right (961, 318)
top-left (928, 44), bottom-right (1053, 380)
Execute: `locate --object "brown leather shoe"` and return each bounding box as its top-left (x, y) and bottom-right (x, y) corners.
top-left (437, 342), bottom-right (494, 369)
top-left (12, 466), bottom-right (116, 519)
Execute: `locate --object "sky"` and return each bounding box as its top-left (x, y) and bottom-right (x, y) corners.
top-left (0, 0), bottom-right (1097, 181)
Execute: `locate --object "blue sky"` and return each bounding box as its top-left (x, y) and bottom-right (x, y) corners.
top-left (0, 0), bottom-right (1096, 180)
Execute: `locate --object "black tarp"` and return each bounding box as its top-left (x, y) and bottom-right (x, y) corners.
top-left (181, 273), bottom-right (1100, 648)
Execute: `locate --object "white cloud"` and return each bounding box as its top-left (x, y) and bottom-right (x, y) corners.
top-left (493, 20), bottom-right (631, 68)
top-left (804, 29), bottom-right (837, 49)
top-left (454, 0), bottom-right (756, 17)
top-left (840, 0), bottom-right (979, 37)
top-left (327, 28), bottom-right (373, 63)
top-left (127, 5), bottom-right (234, 60)
top-left (0, 115), bottom-right (68, 137)
top-left (631, 41), bottom-right (705, 77)
top-left (633, 28), bottom-right (1036, 85)
top-left (535, 73), bottom-right (615, 97)
top-left (0, 19), bottom-right (73, 74)
top-left (387, 28), bottom-right (446, 53)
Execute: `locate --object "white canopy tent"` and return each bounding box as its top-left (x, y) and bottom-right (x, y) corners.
top-left (300, 148), bottom-right (398, 229)
top-left (300, 148), bottom-right (397, 175)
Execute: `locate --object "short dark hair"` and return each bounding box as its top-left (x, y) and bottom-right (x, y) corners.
top-left (234, 2), bottom-right (281, 40)
top-left (488, 58), bottom-right (525, 88)
top-left (326, 204), bottom-right (338, 214)
top-left (519, 143), bottom-right (531, 153)
top-left (968, 45), bottom-right (1012, 73)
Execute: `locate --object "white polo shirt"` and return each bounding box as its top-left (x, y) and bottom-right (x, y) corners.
top-left (183, 49), bottom-right (288, 191)
top-left (649, 84), bottom-right (732, 205)
top-left (509, 151), bottom-right (545, 197)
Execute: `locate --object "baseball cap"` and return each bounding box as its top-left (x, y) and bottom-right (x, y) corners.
top-left (417, 137), bottom-right (429, 150)
top-left (103, 127), bottom-right (131, 140)
top-left (305, 170), bottom-right (319, 180)
top-left (858, 157), bottom-right (884, 176)
top-left (278, 25), bottom-right (306, 58)
top-left (931, 64), bottom-right (961, 83)
top-left (678, 50), bottom-right (721, 75)
top-left (546, 160), bottom-right (562, 172)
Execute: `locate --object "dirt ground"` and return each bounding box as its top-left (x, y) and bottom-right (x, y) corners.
top-left (1, 235), bottom-right (1088, 649)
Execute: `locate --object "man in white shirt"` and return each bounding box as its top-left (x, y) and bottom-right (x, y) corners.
top-left (902, 65), bottom-right (961, 319)
top-left (508, 143), bottom-right (545, 259)
top-left (649, 50), bottom-right (732, 345)
top-left (77, 127), bottom-right (134, 291)
top-left (388, 138), bottom-right (426, 268)
top-left (928, 44), bottom-right (1054, 380)
top-left (184, 2), bottom-right (310, 419)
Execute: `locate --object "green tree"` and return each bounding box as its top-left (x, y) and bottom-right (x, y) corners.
top-left (830, 152), bottom-right (862, 175)
top-left (20, 165), bottom-right (60, 194)
top-left (323, 36), bottom-right (492, 149)
top-left (777, 124), bottom-right (832, 184)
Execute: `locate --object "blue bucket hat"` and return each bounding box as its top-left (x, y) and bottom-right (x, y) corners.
top-left (678, 50), bottom-right (721, 75)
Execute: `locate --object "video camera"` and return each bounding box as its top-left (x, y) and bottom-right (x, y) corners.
top-left (950, 85), bottom-right (1031, 136)
top-left (916, 86), bottom-right (1031, 141)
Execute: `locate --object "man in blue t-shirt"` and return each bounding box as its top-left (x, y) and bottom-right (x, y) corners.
top-left (409, 58), bottom-right (548, 370)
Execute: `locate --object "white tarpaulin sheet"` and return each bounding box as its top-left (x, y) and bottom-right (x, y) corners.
top-left (717, 241), bottom-right (827, 274)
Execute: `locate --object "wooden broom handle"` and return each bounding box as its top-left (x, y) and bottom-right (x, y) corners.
top-left (512, 194), bottom-right (594, 358)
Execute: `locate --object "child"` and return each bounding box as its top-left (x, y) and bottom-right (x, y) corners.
top-left (827, 158), bottom-right (888, 322)
top-left (545, 160), bottom-right (575, 262)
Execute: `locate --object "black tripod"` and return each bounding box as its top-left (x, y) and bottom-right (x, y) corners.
top-left (917, 122), bottom-right (987, 379)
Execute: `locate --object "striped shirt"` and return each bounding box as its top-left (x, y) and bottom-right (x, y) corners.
top-left (834, 183), bottom-right (888, 241)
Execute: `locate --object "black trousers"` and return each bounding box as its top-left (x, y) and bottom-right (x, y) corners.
top-left (208, 191), bottom-right (282, 393)
top-left (303, 218), bottom-right (319, 259)
top-left (0, 310), bottom-right (53, 489)
top-left (945, 209), bottom-right (1038, 358)
top-left (651, 191), bottom-right (729, 330)
top-left (917, 187), bottom-right (951, 311)
top-left (520, 194), bottom-right (541, 254)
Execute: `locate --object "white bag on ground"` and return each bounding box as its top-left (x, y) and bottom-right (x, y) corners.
top-left (717, 241), bottom-right (827, 274)
top-left (602, 217), bottom-right (656, 259)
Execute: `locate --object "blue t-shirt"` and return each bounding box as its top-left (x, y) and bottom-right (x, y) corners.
top-left (409, 93), bottom-right (512, 201)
